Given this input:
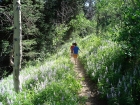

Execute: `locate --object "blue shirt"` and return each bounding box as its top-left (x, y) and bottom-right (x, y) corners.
top-left (73, 46), bottom-right (79, 54)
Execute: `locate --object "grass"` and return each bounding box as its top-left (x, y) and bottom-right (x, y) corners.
top-left (1, 34), bottom-right (140, 105)
top-left (0, 42), bottom-right (85, 105)
top-left (78, 35), bottom-right (140, 105)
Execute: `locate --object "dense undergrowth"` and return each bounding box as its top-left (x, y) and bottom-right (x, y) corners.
top-left (78, 35), bottom-right (140, 105)
top-left (0, 44), bottom-right (85, 105)
top-left (0, 34), bottom-right (140, 105)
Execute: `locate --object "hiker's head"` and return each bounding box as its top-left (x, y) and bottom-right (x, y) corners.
top-left (74, 43), bottom-right (77, 46)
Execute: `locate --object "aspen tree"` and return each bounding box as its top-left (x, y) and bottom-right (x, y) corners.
top-left (13, 0), bottom-right (22, 93)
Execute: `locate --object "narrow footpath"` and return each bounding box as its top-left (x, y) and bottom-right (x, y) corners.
top-left (71, 58), bottom-right (107, 105)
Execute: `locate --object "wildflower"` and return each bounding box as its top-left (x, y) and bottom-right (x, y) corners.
top-left (97, 90), bottom-right (100, 95)
top-left (118, 91), bottom-right (120, 96)
top-left (122, 75), bottom-right (125, 81)
top-left (124, 82), bottom-right (126, 87)
top-left (112, 62), bottom-right (114, 69)
top-left (87, 62), bottom-right (90, 66)
top-left (133, 80), bottom-right (136, 84)
top-left (10, 100), bottom-right (13, 104)
top-left (101, 55), bottom-right (104, 60)
top-left (124, 87), bottom-right (127, 92)
top-left (62, 96), bottom-right (64, 101)
top-left (114, 93), bottom-right (117, 97)
top-left (105, 71), bottom-right (107, 75)
top-left (14, 96), bottom-right (16, 100)
top-left (130, 77), bottom-right (132, 84)
top-left (118, 65), bottom-right (121, 72)
top-left (42, 75), bottom-right (45, 80)
top-left (92, 72), bottom-right (94, 77)
top-left (133, 68), bottom-right (137, 76)
top-left (7, 97), bottom-right (11, 105)
top-left (30, 84), bottom-right (32, 87)
top-left (0, 102), bottom-right (3, 105)
top-left (111, 93), bottom-right (114, 98)
top-left (24, 93), bottom-right (26, 99)
top-left (99, 74), bottom-right (102, 78)
top-left (111, 87), bottom-right (114, 93)
top-left (107, 93), bottom-right (109, 99)
top-left (106, 78), bottom-right (109, 83)
top-left (98, 78), bottom-right (100, 82)
top-left (106, 67), bottom-right (108, 72)
top-left (127, 84), bottom-right (130, 88)
top-left (117, 83), bottom-right (120, 88)
top-left (118, 79), bottom-right (121, 84)
top-left (102, 86), bottom-right (104, 90)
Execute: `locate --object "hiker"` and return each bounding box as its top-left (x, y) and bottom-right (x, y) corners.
top-left (70, 43), bottom-right (75, 57)
top-left (73, 43), bottom-right (81, 64)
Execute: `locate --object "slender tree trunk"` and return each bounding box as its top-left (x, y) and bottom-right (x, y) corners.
top-left (13, 0), bottom-right (22, 93)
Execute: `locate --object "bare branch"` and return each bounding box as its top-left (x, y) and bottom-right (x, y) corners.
top-left (56, 1), bottom-right (76, 23)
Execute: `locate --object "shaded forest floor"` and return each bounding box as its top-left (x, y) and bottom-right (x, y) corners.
top-left (0, 66), bottom-right (13, 80)
top-left (71, 57), bottom-right (108, 105)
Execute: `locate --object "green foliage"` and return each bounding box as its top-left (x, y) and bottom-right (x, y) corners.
top-left (117, 7), bottom-right (140, 59)
top-left (69, 12), bottom-right (92, 37)
top-left (79, 34), bottom-right (140, 105)
top-left (0, 40), bottom-right (10, 55)
top-left (0, 0), bottom-right (46, 66)
top-left (94, 0), bottom-right (140, 62)
top-left (94, 0), bottom-right (123, 34)
top-left (21, 0), bottom-right (43, 61)
top-left (53, 24), bottom-right (69, 45)
top-left (22, 39), bottom-right (39, 61)
top-left (1, 0), bottom-right (140, 104)
top-left (0, 42), bottom-right (86, 105)
top-left (14, 80), bottom-right (81, 105)
top-left (70, 13), bottom-right (90, 30)
top-left (79, 35), bottom-right (124, 81)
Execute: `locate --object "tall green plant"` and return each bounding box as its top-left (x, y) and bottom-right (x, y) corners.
top-left (54, 24), bottom-right (69, 45)
top-left (117, 7), bottom-right (140, 61)
top-left (94, 0), bottom-right (124, 34)
top-left (69, 12), bottom-right (91, 37)
top-left (21, 0), bottom-right (43, 62)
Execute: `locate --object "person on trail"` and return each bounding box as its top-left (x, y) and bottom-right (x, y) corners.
top-left (73, 43), bottom-right (81, 64)
top-left (70, 43), bottom-right (75, 57)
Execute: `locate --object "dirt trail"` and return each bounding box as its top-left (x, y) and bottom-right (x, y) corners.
top-left (71, 58), bottom-right (107, 105)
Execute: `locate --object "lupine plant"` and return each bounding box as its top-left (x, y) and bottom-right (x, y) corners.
top-left (0, 43), bottom-right (84, 105)
top-left (79, 35), bottom-right (140, 105)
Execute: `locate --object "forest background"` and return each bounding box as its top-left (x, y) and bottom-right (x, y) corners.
top-left (0, 0), bottom-right (140, 105)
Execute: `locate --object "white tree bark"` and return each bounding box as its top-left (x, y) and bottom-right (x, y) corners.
top-left (13, 0), bottom-right (22, 93)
